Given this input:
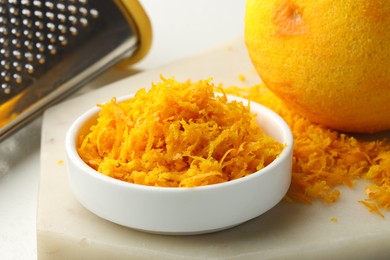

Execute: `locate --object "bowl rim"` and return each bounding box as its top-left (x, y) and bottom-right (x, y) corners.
top-left (65, 93), bottom-right (293, 193)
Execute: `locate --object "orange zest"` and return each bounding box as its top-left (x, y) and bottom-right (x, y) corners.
top-left (223, 83), bottom-right (390, 215)
top-left (77, 77), bottom-right (283, 187)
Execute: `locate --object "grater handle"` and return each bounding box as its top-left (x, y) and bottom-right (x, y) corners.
top-left (115, 0), bottom-right (152, 67)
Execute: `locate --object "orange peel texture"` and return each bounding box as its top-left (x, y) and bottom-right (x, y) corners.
top-left (245, 0), bottom-right (390, 133)
top-left (272, 0), bottom-right (307, 36)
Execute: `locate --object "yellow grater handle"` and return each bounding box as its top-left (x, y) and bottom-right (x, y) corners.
top-left (115, 0), bottom-right (153, 66)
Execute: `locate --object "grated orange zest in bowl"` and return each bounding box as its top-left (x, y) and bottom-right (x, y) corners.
top-left (77, 77), bottom-right (284, 188)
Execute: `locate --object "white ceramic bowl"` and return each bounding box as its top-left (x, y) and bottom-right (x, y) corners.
top-left (65, 94), bottom-right (293, 235)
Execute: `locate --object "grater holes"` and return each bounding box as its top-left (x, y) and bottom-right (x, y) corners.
top-left (23, 29), bottom-right (33, 39)
top-left (67, 5), bottom-right (77, 15)
top-left (45, 2), bottom-right (54, 10)
top-left (46, 33), bottom-right (56, 43)
top-left (47, 44), bottom-right (56, 55)
top-left (46, 11), bottom-right (55, 21)
top-left (34, 31), bottom-right (44, 41)
top-left (12, 50), bottom-right (22, 60)
top-left (13, 61), bottom-right (22, 71)
top-left (1, 84), bottom-right (11, 95)
top-left (68, 15), bottom-right (77, 25)
top-left (69, 26), bottom-right (77, 36)
top-left (22, 18), bottom-right (33, 28)
top-left (58, 24), bottom-right (67, 34)
top-left (10, 17), bottom-right (20, 26)
top-left (13, 73), bottom-right (22, 84)
top-left (1, 71), bottom-right (11, 82)
top-left (58, 35), bottom-right (68, 46)
top-left (24, 52), bottom-right (33, 62)
top-left (11, 28), bottom-right (21, 38)
top-left (33, 0), bottom-right (43, 8)
top-left (0, 37), bottom-right (9, 46)
top-left (0, 26), bottom-right (9, 35)
top-left (57, 13), bottom-right (66, 23)
top-left (25, 63), bottom-right (34, 74)
top-left (0, 17), bottom-right (6, 24)
top-left (22, 9), bottom-right (32, 17)
top-left (1, 60), bottom-right (11, 70)
top-left (79, 7), bottom-right (88, 16)
top-left (8, 6), bottom-right (19, 16)
top-left (56, 3), bottom-right (66, 12)
top-left (79, 17), bottom-right (88, 27)
top-left (21, 0), bottom-right (31, 6)
top-left (36, 53), bottom-right (45, 64)
top-left (0, 0), bottom-right (101, 96)
top-left (35, 42), bottom-right (45, 53)
top-left (0, 48), bottom-right (10, 58)
top-left (11, 38), bottom-right (21, 48)
top-left (33, 10), bottom-right (43, 19)
top-left (34, 20), bottom-right (43, 30)
top-left (46, 22), bottom-right (55, 32)
top-left (90, 9), bottom-right (98, 18)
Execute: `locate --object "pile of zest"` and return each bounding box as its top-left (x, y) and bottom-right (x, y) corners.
top-left (77, 77), bottom-right (283, 188)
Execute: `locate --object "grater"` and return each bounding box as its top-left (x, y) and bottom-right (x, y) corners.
top-left (0, 0), bottom-right (152, 142)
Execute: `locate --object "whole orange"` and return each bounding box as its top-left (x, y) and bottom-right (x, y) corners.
top-left (244, 0), bottom-right (390, 133)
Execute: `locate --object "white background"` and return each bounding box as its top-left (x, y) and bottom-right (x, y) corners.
top-left (0, 1), bottom-right (245, 259)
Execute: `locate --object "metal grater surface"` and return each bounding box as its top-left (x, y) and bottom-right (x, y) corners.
top-left (0, 0), bottom-right (149, 141)
top-left (0, 0), bottom-right (101, 101)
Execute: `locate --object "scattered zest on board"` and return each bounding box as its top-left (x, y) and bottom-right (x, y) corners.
top-left (223, 84), bottom-right (390, 217)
